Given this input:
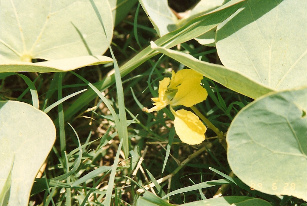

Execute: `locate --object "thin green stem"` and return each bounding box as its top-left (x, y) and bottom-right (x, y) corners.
top-left (137, 144), bottom-right (208, 193)
top-left (191, 106), bottom-right (226, 150)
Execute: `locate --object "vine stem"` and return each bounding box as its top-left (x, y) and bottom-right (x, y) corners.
top-left (191, 106), bottom-right (234, 197)
top-left (136, 145), bottom-right (208, 194)
top-left (190, 106), bottom-right (227, 150)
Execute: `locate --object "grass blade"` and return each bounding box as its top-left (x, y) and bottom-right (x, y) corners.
top-left (109, 46), bottom-right (129, 158)
top-left (17, 74), bottom-right (39, 109)
top-left (52, 123), bottom-right (82, 181)
top-left (103, 139), bottom-right (123, 205)
top-left (44, 89), bottom-right (87, 113)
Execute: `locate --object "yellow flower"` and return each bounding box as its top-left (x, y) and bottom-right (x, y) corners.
top-left (145, 69), bottom-right (208, 145)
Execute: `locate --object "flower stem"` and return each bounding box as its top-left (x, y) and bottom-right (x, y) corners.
top-left (191, 106), bottom-right (226, 150)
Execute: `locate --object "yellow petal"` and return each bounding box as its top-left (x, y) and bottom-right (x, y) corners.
top-left (170, 69), bottom-right (207, 107)
top-left (145, 77), bottom-right (170, 113)
top-left (173, 109), bottom-right (206, 145)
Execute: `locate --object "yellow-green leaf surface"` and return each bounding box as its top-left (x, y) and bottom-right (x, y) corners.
top-left (151, 43), bottom-right (272, 99)
top-left (216, 0), bottom-right (307, 92)
top-left (0, 0), bottom-right (113, 72)
top-left (227, 87), bottom-right (307, 201)
top-left (0, 55), bottom-right (112, 73)
top-left (0, 101), bottom-right (56, 205)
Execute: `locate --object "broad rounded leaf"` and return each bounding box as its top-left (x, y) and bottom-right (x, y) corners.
top-left (0, 0), bottom-right (113, 71)
top-left (217, 0), bottom-right (307, 92)
top-left (0, 55), bottom-right (113, 73)
top-left (227, 87), bottom-right (307, 201)
top-left (0, 101), bottom-right (56, 205)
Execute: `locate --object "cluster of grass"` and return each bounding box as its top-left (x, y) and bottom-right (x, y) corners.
top-left (1, 2), bottom-right (306, 206)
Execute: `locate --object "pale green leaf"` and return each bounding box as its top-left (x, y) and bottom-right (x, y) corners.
top-left (150, 42), bottom-right (272, 99)
top-left (227, 87), bottom-right (307, 201)
top-left (216, 0), bottom-right (307, 92)
top-left (0, 101), bottom-right (55, 205)
top-left (136, 192), bottom-right (175, 206)
top-left (139, 0), bottom-right (178, 36)
top-left (162, 179), bottom-right (229, 199)
top-left (63, 0), bottom-right (245, 120)
top-left (188, 0), bottom-right (225, 19)
top-left (181, 196), bottom-right (272, 206)
top-left (0, 0), bottom-right (113, 72)
top-left (194, 28), bottom-right (216, 47)
top-left (0, 154), bottom-right (13, 205)
top-left (0, 55), bottom-right (113, 73)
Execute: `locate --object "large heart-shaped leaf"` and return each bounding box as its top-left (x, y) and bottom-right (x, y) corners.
top-left (227, 87), bottom-right (307, 201)
top-left (216, 0), bottom-right (307, 92)
top-left (0, 101), bottom-right (56, 205)
top-left (0, 0), bottom-right (113, 72)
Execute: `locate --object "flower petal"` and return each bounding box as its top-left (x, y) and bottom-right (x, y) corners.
top-left (145, 77), bottom-right (170, 112)
top-left (170, 69), bottom-right (207, 107)
top-left (173, 109), bottom-right (206, 145)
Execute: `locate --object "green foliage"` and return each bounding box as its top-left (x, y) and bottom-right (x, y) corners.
top-left (150, 42), bottom-right (272, 99)
top-left (0, 101), bottom-right (55, 205)
top-left (64, 0), bottom-right (245, 120)
top-left (216, 0), bottom-right (307, 91)
top-left (227, 87), bottom-right (307, 201)
top-left (1, 0), bottom-right (307, 205)
top-left (0, 0), bottom-right (113, 72)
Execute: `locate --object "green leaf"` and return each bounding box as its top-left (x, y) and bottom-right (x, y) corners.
top-left (71, 166), bottom-right (111, 187)
top-left (0, 154), bottom-right (13, 205)
top-left (216, 0), bottom-right (307, 92)
top-left (140, 0), bottom-right (225, 38)
top-left (63, 0), bottom-right (245, 121)
top-left (162, 179), bottom-right (229, 199)
top-left (227, 87), bottom-right (307, 201)
top-left (181, 196), bottom-right (272, 206)
top-left (188, 0), bottom-right (225, 19)
top-left (109, 47), bottom-right (130, 158)
top-left (0, 0), bottom-right (113, 72)
top-left (150, 42), bottom-right (272, 99)
top-left (194, 28), bottom-right (216, 47)
top-left (109, 0), bottom-right (138, 26)
top-left (139, 0), bottom-right (178, 37)
top-left (136, 192), bottom-right (175, 206)
top-left (0, 55), bottom-right (113, 73)
top-left (0, 101), bottom-right (55, 205)
top-left (103, 139), bottom-right (123, 206)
